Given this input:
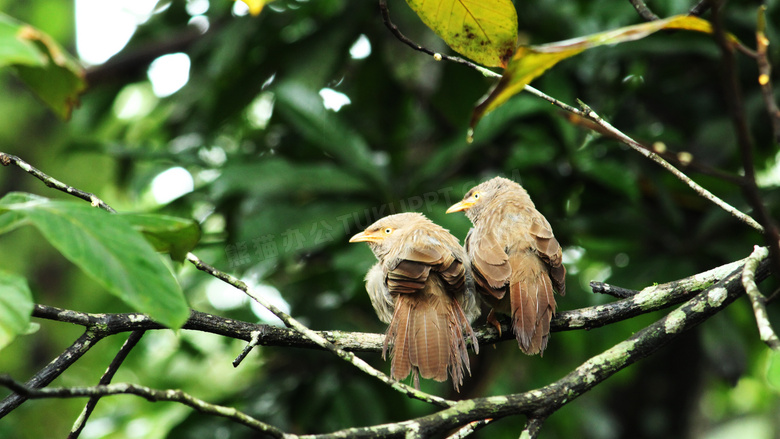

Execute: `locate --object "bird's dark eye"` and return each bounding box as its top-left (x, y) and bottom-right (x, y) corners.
top-left (384, 228), bottom-right (393, 234)
top-left (473, 193), bottom-right (480, 200)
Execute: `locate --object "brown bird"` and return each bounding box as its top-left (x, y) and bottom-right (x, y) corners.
top-left (447, 177), bottom-right (566, 355)
top-left (349, 212), bottom-right (480, 391)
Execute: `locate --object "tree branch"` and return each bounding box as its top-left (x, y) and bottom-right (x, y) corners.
top-left (711, 1), bottom-right (780, 276)
top-left (292, 256), bottom-right (770, 438)
top-left (754, 6), bottom-right (780, 144)
top-left (627, 0), bottom-right (660, 21)
top-left (575, 101), bottom-right (764, 233)
top-left (69, 330), bottom-right (146, 439)
top-left (185, 252), bottom-right (454, 407)
top-left (0, 328), bottom-right (107, 417)
top-left (0, 375), bottom-right (286, 438)
top-left (373, 9), bottom-right (765, 235)
top-left (377, 0), bottom-right (499, 79)
top-left (0, 153), bottom-right (115, 213)
top-left (25, 252), bottom-right (752, 353)
top-left (742, 246), bottom-right (780, 350)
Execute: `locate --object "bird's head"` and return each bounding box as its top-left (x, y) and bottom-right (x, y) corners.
top-left (349, 212), bottom-right (426, 257)
top-left (447, 177), bottom-right (521, 221)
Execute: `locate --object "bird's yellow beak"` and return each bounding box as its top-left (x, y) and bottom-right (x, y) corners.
top-left (446, 199), bottom-right (474, 214)
top-left (349, 230), bottom-right (384, 243)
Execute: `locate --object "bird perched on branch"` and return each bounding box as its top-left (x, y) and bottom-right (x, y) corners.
top-left (349, 212), bottom-right (480, 391)
top-left (447, 177), bottom-right (566, 355)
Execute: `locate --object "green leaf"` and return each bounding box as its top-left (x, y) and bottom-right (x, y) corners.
top-left (767, 350), bottom-right (780, 393)
top-left (470, 15), bottom-right (739, 132)
top-left (0, 13), bottom-right (86, 120)
top-left (0, 211), bottom-right (27, 235)
top-left (212, 157), bottom-right (370, 198)
top-left (0, 271), bottom-right (34, 351)
top-left (273, 81), bottom-right (386, 188)
top-left (0, 194), bottom-right (189, 329)
top-left (405, 0), bottom-right (518, 67)
top-left (120, 213), bottom-right (201, 262)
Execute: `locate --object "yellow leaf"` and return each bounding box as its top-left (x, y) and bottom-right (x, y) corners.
top-left (237, 0), bottom-right (271, 16)
top-left (405, 0), bottom-right (518, 68)
top-left (470, 15), bottom-right (741, 132)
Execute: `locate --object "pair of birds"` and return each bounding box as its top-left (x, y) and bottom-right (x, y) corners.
top-left (349, 177), bottom-right (566, 391)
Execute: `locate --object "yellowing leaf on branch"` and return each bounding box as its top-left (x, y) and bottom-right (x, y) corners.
top-left (470, 15), bottom-right (741, 133)
top-left (405, 0), bottom-right (518, 68)
top-left (0, 13), bottom-right (86, 120)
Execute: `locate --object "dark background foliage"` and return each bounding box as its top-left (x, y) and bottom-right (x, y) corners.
top-left (0, 0), bottom-right (779, 437)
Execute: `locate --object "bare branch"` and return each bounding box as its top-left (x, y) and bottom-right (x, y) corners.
top-left (0, 329), bottom-right (107, 417)
top-left (377, 0), bottom-right (499, 79)
top-left (627, 0), bottom-right (660, 21)
top-left (69, 330), bottom-right (145, 439)
top-left (575, 100), bottom-right (764, 233)
top-left (0, 375), bottom-right (285, 438)
top-left (689, 0), bottom-right (712, 16)
top-left (521, 417), bottom-right (546, 439)
top-left (590, 282), bottom-right (640, 298)
top-left (754, 6), bottom-right (780, 144)
top-left (0, 152), bottom-right (116, 213)
top-left (711, 1), bottom-right (780, 275)
top-left (742, 246), bottom-right (780, 350)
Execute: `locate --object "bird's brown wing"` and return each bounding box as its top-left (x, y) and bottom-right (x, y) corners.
top-left (385, 234), bottom-right (466, 296)
top-left (466, 227), bottom-right (511, 299)
top-left (528, 215), bottom-right (566, 296)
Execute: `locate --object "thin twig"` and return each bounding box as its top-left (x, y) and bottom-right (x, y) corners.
top-left (446, 419), bottom-right (493, 438)
top-left (590, 282), bottom-right (640, 299)
top-left (378, 0), bottom-right (499, 78)
top-left (0, 375), bottom-right (286, 437)
top-left (375, 5), bottom-right (764, 234)
top-left (576, 100), bottom-right (764, 233)
top-left (0, 152), bottom-right (116, 213)
top-left (521, 417), bottom-right (547, 439)
top-left (69, 330), bottom-right (146, 439)
top-left (689, 0), bottom-right (712, 16)
top-left (742, 246), bottom-right (780, 350)
top-left (185, 252), bottom-right (454, 408)
top-left (711, 2), bottom-right (780, 275)
top-left (754, 6), bottom-right (780, 143)
top-left (233, 329), bottom-right (263, 367)
top-left (627, 0), bottom-right (660, 21)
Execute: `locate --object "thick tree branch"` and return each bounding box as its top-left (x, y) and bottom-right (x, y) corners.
top-left (292, 257), bottom-right (770, 438)
top-left (10, 248), bottom-right (763, 439)
top-left (0, 329), bottom-right (107, 417)
top-left (25, 252), bottom-right (752, 352)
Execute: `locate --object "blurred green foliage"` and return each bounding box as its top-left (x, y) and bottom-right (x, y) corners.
top-left (0, 0), bottom-right (779, 438)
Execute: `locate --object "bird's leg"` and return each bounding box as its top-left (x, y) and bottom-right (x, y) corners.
top-left (487, 309), bottom-right (502, 336)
